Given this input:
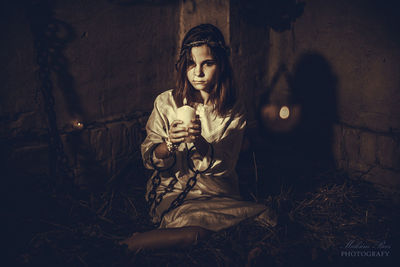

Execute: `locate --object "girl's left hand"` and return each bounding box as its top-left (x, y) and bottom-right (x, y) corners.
top-left (187, 115), bottom-right (201, 141)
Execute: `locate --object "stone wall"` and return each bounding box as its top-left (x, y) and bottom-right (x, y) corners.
top-left (2, 0), bottom-right (399, 196)
top-left (265, 0), bottom-right (400, 194)
top-left (1, 0), bottom-right (179, 186)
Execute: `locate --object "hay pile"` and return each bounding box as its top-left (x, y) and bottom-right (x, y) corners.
top-left (15, 170), bottom-right (398, 266)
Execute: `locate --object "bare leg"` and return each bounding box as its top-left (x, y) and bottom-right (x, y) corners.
top-left (119, 226), bottom-right (212, 252)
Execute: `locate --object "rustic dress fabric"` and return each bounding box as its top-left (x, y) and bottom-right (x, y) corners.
top-left (141, 89), bottom-right (276, 232)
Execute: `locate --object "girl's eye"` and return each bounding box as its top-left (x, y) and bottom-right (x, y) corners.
top-left (205, 61), bottom-right (215, 66)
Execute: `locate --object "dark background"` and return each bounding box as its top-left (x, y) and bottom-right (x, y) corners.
top-left (2, 0), bottom-right (400, 265)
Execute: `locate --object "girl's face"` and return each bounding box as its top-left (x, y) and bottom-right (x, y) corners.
top-left (186, 45), bottom-right (217, 93)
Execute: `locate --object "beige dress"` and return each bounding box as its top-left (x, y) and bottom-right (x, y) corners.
top-left (141, 89), bottom-right (276, 232)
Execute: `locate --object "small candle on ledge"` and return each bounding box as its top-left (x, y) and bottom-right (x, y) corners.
top-left (73, 120), bottom-right (84, 130)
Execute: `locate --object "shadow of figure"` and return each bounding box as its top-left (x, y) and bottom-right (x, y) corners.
top-left (289, 52), bottom-right (338, 191)
top-left (255, 52), bottom-right (338, 196)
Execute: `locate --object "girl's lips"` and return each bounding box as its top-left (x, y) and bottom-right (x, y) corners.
top-left (193, 81), bottom-right (206, 83)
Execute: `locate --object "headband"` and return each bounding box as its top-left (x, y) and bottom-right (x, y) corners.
top-left (175, 39), bottom-right (230, 70)
top-left (180, 39), bottom-right (230, 57)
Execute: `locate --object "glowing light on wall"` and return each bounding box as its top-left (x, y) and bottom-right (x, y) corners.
top-left (279, 106), bottom-right (290, 119)
top-left (73, 120), bottom-right (84, 130)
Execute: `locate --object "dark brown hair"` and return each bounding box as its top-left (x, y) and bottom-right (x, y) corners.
top-left (173, 24), bottom-right (236, 116)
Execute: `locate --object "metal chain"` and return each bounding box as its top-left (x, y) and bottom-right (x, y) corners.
top-left (148, 143), bottom-right (214, 227)
top-left (147, 171), bottom-right (178, 215)
top-left (29, 1), bottom-right (74, 186)
top-left (146, 172), bottom-right (161, 208)
top-left (146, 143), bottom-right (177, 213)
top-left (156, 171), bottom-right (199, 227)
top-left (154, 176), bottom-right (178, 208)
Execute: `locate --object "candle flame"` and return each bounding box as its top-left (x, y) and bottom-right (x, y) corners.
top-left (73, 120), bottom-right (84, 129)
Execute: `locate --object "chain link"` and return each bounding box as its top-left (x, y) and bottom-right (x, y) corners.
top-left (156, 171), bottom-right (199, 227)
top-left (146, 174), bottom-right (161, 208)
top-left (154, 176), bottom-right (178, 207)
top-left (29, 1), bottom-right (75, 186)
top-left (146, 143), bottom-right (177, 214)
top-left (148, 143), bottom-right (214, 227)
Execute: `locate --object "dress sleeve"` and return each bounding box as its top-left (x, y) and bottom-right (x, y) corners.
top-left (191, 112), bottom-right (247, 177)
top-left (141, 95), bottom-right (174, 170)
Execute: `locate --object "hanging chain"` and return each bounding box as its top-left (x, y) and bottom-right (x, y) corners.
top-left (156, 171), bottom-right (199, 227)
top-left (154, 175), bottom-right (178, 208)
top-left (146, 144), bottom-right (177, 213)
top-left (146, 173), bottom-right (161, 208)
top-left (28, 1), bottom-right (74, 186)
top-left (147, 171), bottom-right (178, 215)
top-left (147, 143), bottom-right (214, 227)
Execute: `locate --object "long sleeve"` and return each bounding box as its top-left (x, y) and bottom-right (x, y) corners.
top-left (142, 91), bottom-right (276, 232)
top-left (141, 94), bottom-right (174, 170)
top-left (191, 109), bottom-right (247, 178)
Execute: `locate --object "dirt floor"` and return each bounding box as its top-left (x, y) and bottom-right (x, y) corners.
top-left (8, 162), bottom-right (399, 266)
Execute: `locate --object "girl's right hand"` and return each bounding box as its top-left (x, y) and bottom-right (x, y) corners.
top-left (169, 120), bottom-right (188, 144)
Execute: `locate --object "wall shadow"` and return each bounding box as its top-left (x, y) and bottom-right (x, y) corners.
top-left (254, 52), bottom-right (338, 197)
top-left (291, 52), bottom-right (338, 168)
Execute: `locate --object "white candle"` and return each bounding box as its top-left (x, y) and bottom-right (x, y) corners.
top-left (176, 105), bottom-right (196, 142)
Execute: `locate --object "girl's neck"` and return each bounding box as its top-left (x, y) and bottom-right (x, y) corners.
top-left (199, 90), bottom-right (210, 105)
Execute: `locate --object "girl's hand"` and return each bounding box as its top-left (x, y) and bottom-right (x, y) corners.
top-left (169, 120), bottom-right (188, 144)
top-left (187, 115), bottom-right (202, 142)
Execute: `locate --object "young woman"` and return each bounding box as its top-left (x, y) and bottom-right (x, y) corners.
top-left (120, 24), bottom-right (276, 251)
